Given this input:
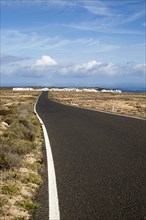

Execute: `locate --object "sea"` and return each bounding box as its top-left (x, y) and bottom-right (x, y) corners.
top-left (117, 88), bottom-right (146, 93)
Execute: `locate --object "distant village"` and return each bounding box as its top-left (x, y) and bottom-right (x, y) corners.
top-left (12, 87), bottom-right (122, 93)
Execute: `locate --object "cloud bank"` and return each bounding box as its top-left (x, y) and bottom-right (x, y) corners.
top-left (2, 55), bottom-right (145, 78)
top-left (1, 55), bottom-right (145, 88)
top-left (60, 60), bottom-right (118, 76)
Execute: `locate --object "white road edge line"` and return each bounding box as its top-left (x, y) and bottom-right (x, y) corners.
top-left (34, 92), bottom-right (60, 220)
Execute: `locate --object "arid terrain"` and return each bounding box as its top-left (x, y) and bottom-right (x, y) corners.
top-left (49, 91), bottom-right (146, 119)
top-left (0, 90), bottom-right (43, 220)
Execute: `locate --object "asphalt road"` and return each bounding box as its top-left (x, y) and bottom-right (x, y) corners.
top-left (35, 91), bottom-right (145, 220)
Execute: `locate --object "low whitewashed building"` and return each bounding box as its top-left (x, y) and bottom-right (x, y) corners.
top-left (12, 87), bottom-right (121, 93)
top-left (49, 88), bottom-right (78, 92)
top-left (101, 89), bottom-right (122, 93)
top-left (38, 88), bottom-right (49, 91)
top-left (49, 88), bottom-right (99, 92)
top-left (13, 88), bottom-right (33, 91)
top-left (52, 88), bottom-right (122, 93)
top-left (49, 88), bottom-right (122, 93)
top-left (82, 89), bottom-right (98, 92)
top-left (114, 90), bottom-right (122, 93)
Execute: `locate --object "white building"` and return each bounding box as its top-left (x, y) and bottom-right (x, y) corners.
top-left (38, 88), bottom-right (49, 91)
top-left (49, 88), bottom-right (99, 92)
top-left (101, 89), bottom-right (122, 93)
top-left (12, 88), bottom-right (33, 91)
top-left (82, 89), bottom-right (98, 92)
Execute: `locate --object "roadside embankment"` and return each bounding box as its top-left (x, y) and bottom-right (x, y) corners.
top-left (0, 90), bottom-right (43, 220)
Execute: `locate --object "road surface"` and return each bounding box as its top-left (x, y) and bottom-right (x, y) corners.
top-left (34, 91), bottom-right (145, 220)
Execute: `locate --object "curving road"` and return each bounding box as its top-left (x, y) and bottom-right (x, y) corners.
top-left (34, 91), bottom-right (145, 220)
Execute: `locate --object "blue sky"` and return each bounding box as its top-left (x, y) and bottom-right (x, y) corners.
top-left (1, 0), bottom-right (145, 88)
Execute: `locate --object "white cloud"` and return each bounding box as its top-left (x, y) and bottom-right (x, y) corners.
top-left (83, 0), bottom-right (145, 22)
top-left (34, 55), bottom-right (57, 66)
top-left (2, 57), bottom-right (145, 89)
top-left (80, 60), bottom-right (100, 70)
top-left (60, 60), bottom-right (118, 76)
top-left (126, 10), bottom-right (145, 23)
top-left (134, 64), bottom-right (146, 72)
top-left (4, 57), bottom-right (118, 78)
top-left (82, 61), bottom-right (117, 75)
top-left (73, 60), bottom-right (101, 72)
top-left (1, 0), bottom-right (76, 7)
top-left (64, 20), bottom-right (143, 35)
top-left (2, 55), bottom-right (145, 80)
top-left (62, 1), bottom-right (145, 35)
top-left (97, 63), bottom-right (118, 75)
top-left (1, 29), bottom-right (120, 63)
top-left (83, 1), bottom-right (114, 16)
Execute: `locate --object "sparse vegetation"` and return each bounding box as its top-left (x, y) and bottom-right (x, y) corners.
top-left (1, 182), bottom-right (20, 196)
top-left (21, 173), bottom-right (42, 185)
top-left (15, 197), bottom-right (39, 213)
top-left (0, 90), bottom-right (43, 220)
top-left (13, 217), bottom-right (27, 220)
top-left (24, 162), bottom-right (41, 172)
top-left (0, 197), bottom-right (8, 208)
top-left (49, 91), bottom-right (146, 119)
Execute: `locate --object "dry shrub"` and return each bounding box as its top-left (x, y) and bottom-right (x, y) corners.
top-left (0, 117), bottom-right (36, 170)
top-left (1, 181), bottom-right (20, 196)
top-left (15, 197), bottom-right (38, 213)
top-left (19, 119), bottom-right (34, 130)
top-left (4, 119), bottom-right (35, 141)
top-left (0, 139), bottom-right (36, 170)
top-left (22, 173), bottom-right (42, 185)
top-left (11, 140), bottom-right (36, 155)
top-left (0, 150), bottom-right (22, 169)
top-left (0, 138), bottom-right (21, 170)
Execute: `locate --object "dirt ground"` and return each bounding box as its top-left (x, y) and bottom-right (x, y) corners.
top-left (49, 91), bottom-right (146, 119)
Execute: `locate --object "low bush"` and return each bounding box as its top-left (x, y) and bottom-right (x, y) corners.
top-left (6, 152), bottom-right (22, 169)
top-left (0, 197), bottom-right (8, 208)
top-left (0, 123), bottom-right (36, 170)
top-left (0, 149), bottom-right (21, 170)
top-left (9, 119), bottom-right (35, 141)
top-left (11, 140), bottom-right (36, 155)
top-left (0, 197), bottom-right (8, 217)
top-left (24, 162), bottom-right (41, 172)
top-left (19, 119), bottom-right (34, 132)
top-left (22, 173), bottom-right (42, 185)
top-left (13, 217), bottom-right (27, 220)
top-left (2, 182), bottom-right (20, 196)
top-left (15, 198), bottom-right (38, 213)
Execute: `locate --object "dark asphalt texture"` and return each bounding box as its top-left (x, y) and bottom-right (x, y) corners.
top-left (36, 92), bottom-right (146, 220)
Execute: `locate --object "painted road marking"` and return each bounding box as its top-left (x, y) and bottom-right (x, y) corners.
top-left (34, 94), bottom-right (60, 220)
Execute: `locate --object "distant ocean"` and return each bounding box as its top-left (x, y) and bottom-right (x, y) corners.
top-left (118, 88), bottom-right (146, 93)
top-left (98, 86), bottom-right (146, 93)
